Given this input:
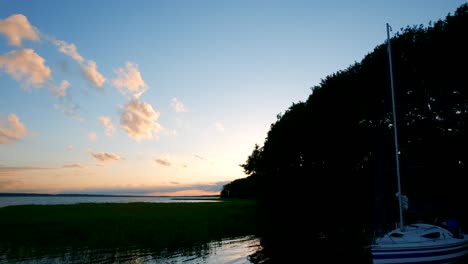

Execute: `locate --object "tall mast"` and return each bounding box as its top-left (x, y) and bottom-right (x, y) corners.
top-left (386, 23), bottom-right (404, 231)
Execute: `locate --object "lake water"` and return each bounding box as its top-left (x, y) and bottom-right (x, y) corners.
top-left (0, 235), bottom-right (262, 264)
top-left (0, 195), bottom-right (220, 208)
top-left (0, 195), bottom-right (265, 264)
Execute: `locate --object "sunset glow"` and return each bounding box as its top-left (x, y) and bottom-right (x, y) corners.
top-left (1, 1), bottom-right (465, 196)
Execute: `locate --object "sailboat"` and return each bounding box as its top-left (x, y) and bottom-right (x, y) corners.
top-left (369, 23), bottom-right (468, 264)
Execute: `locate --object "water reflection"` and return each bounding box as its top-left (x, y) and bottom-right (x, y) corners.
top-left (0, 236), bottom-right (262, 264)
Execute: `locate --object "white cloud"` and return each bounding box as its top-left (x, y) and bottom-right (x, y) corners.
top-left (111, 62), bottom-right (147, 98)
top-left (98, 116), bottom-right (115, 137)
top-left (171, 97), bottom-right (188, 113)
top-left (0, 14), bottom-right (39, 46)
top-left (53, 39), bottom-right (84, 63)
top-left (0, 113), bottom-right (28, 144)
top-left (91, 152), bottom-right (123, 162)
top-left (120, 98), bottom-right (162, 141)
top-left (0, 49), bottom-right (51, 87)
top-left (82, 60), bottom-right (106, 88)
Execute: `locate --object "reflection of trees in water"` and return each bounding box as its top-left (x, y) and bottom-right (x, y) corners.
top-left (0, 236), bottom-right (262, 264)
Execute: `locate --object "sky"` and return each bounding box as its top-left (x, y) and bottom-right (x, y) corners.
top-left (0, 0), bottom-right (466, 196)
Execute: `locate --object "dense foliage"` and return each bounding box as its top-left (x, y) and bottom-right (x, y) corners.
top-left (222, 3), bottom-right (468, 262)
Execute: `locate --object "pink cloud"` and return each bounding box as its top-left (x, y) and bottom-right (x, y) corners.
top-left (98, 116), bottom-right (115, 137)
top-left (155, 158), bottom-right (172, 167)
top-left (0, 14), bottom-right (39, 46)
top-left (120, 98), bottom-right (162, 141)
top-left (50, 80), bottom-right (70, 97)
top-left (88, 132), bottom-right (97, 141)
top-left (0, 49), bottom-right (51, 87)
top-left (0, 113), bottom-right (28, 144)
top-left (82, 60), bottom-right (106, 88)
top-left (53, 39), bottom-right (84, 63)
top-left (91, 152), bottom-right (123, 162)
top-left (111, 62), bottom-right (147, 98)
top-left (62, 164), bottom-right (84, 169)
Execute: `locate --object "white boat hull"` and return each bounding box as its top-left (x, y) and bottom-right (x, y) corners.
top-left (370, 223), bottom-right (468, 263)
top-left (371, 239), bottom-right (468, 264)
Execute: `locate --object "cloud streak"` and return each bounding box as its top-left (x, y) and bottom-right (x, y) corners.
top-left (53, 39), bottom-right (84, 63)
top-left (155, 158), bottom-right (172, 167)
top-left (57, 182), bottom-right (228, 196)
top-left (0, 165), bottom-right (54, 177)
top-left (0, 113), bottom-right (28, 144)
top-left (0, 14), bottom-right (39, 46)
top-left (62, 164), bottom-right (84, 169)
top-left (91, 152), bottom-right (123, 162)
top-left (82, 60), bottom-right (106, 88)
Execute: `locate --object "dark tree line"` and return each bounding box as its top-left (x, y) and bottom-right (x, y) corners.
top-left (222, 4), bottom-right (468, 262)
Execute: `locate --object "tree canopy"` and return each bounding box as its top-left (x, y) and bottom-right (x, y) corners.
top-left (223, 3), bottom-right (468, 224)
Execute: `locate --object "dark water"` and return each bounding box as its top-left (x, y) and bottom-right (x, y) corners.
top-left (0, 195), bottom-right (220, 208)
top-left (0, 196), bottom-right (379, 263)
top-left (0, 236), bottom-right (262, 264)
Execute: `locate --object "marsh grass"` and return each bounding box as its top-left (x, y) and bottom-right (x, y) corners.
top-left (0, 200), bottom-right (259, 259)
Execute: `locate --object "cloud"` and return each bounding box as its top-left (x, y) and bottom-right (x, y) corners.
top-left (52, 39), bottom-right (84, 63)
top-left (215, 122), bottom-right (225, 132)
top-left (120, 98), bottom-right (162, 141)
top-left (171, 97), bottom-right (188, 113)
top-left (88, 132), bottom-right (97, 141)
top-left (50, 80), bottom-right (70, 97)
top-left (82, 60), bottom-right (106, 88)
top-left (98, 116), bottom-right (115, 137)
top-left (0, 14), bottom-right (39, 46)
top-left (91, 152), bottom-right (122, 162)
top-left (62, 164), bottom-right (84, 169)
top-left (51, 38), bottom-right (106, 90)
top-left (58, 181), bottom-right (228, 196)
top-left (155, 158), bottom-right (171, 167)
top-left (0, 49), bottom-right (51, 87)
top-left (194, 155), bottom-right (207, 160)
top-left (54, 102), bottom-right (83, 122)
top-left (111, 62), bottom-right (147, 98)
top-left (0, 165), bottom-right (54, 177)
top-left (0, 113), bottom-right (28, 144)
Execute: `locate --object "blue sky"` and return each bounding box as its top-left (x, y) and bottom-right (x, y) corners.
top-left (1, 0), bottom-right (466, 195)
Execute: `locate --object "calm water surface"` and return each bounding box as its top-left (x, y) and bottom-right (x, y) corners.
top-left (0, 196), bottom-right (264, 264)
top-left (0, 235), bottom-right (262, 264)
top-left (0, 195), bottom-right (220, 208)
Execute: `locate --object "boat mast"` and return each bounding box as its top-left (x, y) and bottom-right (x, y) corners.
top-left (386, 23), bottom-right (404, 231)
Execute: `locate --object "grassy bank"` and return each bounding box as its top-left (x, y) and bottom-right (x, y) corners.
top-left (0, 200), bottom-right (259, 256)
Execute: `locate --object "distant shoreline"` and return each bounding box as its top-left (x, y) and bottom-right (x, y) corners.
top-left (0, 193), bottom-right (220, 198)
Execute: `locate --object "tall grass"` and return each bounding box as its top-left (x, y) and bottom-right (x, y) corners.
top-left (0, 200), bottom-right (259, 258)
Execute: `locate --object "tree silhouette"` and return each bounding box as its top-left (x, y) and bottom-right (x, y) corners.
top-left (222, 3), bottom-right (468, 262)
